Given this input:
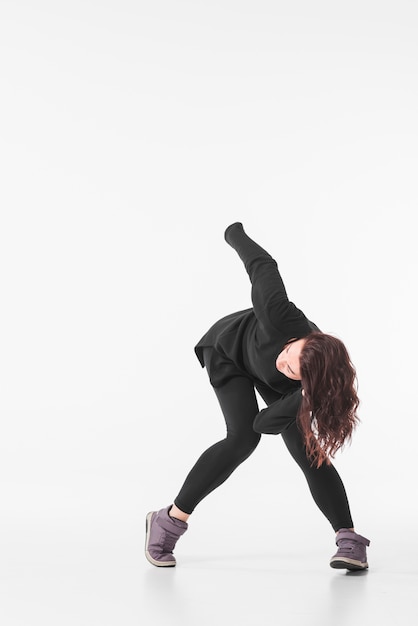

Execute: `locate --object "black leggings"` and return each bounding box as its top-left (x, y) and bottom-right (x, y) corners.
top-left (174, 350), bottom-right (353, 532)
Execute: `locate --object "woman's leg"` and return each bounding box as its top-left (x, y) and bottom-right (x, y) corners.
top-left (255, 383), bottom-right (370, 570)
top-left (145, 350), bottom-right (261, 567)
top-left (280, 422), bottom-right (354, 531)
top-left (256, 384), bottom-right (353, 532)
top-left (174, 371), bottom-right (262, 514)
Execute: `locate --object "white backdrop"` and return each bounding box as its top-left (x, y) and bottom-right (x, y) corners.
top-left (1, 1), bottom-right (417, 624)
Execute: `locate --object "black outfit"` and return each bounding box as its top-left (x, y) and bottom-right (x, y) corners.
top-left (174, 223), bottom-right (353, 531)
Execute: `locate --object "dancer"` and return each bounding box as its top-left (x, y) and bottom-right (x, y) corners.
top-left (145, 222), bottom-right (370, 570)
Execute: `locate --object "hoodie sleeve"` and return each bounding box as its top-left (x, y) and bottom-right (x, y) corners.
top-left (252, 389), bottom-right (303, 434)
top-left (224, 222), bottom-right (309, 332)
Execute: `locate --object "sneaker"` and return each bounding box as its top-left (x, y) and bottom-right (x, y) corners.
top-left (145, 506), bottom-right (188, 567)
top-left (330, 529), bottom-right (370, 571)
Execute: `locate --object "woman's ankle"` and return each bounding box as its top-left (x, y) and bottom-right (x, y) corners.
top-left (169, 504), bottom-right (190, 523)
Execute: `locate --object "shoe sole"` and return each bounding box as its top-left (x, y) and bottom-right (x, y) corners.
top-left (330, 557), bottom-right (368, 571)
top-left (145, 511), bottom-right (176, 567)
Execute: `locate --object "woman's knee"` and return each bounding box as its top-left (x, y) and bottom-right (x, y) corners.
top-left (226, 430), bottom-right (261, 459)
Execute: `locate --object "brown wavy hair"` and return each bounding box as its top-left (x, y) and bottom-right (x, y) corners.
top-left (297, 332), bottom-right (360, 468)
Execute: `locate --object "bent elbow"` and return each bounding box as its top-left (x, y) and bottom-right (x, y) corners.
top-left (252, 414), bottom-right (263, 434)
top-left (253, 410), bottom-right (276, 435)
top-left (253, 410), bottom-right (295, 435)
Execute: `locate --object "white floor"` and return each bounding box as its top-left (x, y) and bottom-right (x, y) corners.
top-left (1, 512), bottom-right (417, 626)
top-left (140, 519), bottom-right (418, 626)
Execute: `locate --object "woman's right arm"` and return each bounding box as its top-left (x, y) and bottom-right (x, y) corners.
top-left (252, 389), bottom-right (303, 434)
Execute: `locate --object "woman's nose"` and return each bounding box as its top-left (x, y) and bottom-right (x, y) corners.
top-left (276, 356), bottom-right (285, 371)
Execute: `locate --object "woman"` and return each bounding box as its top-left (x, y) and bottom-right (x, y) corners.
top-left (145, 222), bottom-right (370, 570)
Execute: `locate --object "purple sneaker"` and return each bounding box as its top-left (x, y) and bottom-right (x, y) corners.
top-left (330, 529), bottom-right (370, 571)
top-left (145, 506), bottom-right (188, 567)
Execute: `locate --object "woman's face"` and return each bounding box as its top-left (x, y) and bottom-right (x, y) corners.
top-left (275, 338), bottom-right (306, 381)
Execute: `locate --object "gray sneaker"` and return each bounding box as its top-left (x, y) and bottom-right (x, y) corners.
top-left (145, 506), bottom-right (188, 567)
top-left (330, 529), bottom-right (370, 570)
